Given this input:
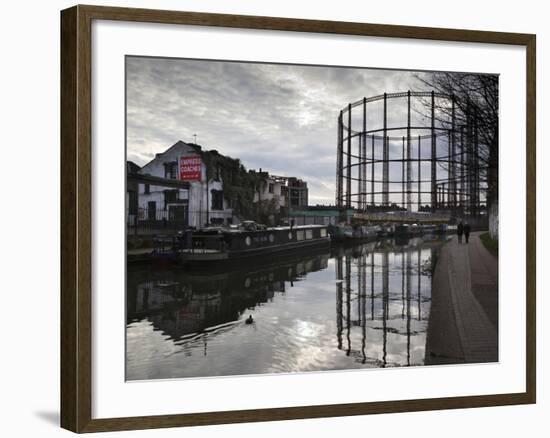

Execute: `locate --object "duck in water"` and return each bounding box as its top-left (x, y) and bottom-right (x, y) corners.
top-left (245, 315), bottom-right (254, 325)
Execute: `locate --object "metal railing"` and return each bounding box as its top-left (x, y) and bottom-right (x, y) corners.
top-left (127, 208), bottom-right (234, 235)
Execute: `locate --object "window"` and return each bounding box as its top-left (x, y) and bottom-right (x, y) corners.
top-left (215, 165), bottom-right (222, 181)
top-left (164, 161), bottom-right (178, 179)
top-left (268, 183), bottom-right (274, 194)
top-left (164, 189), bottom-right (178, 209)
top-left (211, 190), bottom-right (223, 211)
top-left (144, 184), bottom-right (150, 194)
top-left (305, 229), bottom-right (313, 240)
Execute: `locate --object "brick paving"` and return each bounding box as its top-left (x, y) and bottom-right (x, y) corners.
top-left (425, 244), bottom-right (466, 365)
top-left (429, 232), bottom-right (498, 364)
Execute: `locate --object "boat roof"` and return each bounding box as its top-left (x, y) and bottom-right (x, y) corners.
top-left (198, 224), bottom-right (326, 234)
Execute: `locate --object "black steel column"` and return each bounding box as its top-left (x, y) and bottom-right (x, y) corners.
top-left (371, 135), bottom-right (375, 206)
top-left (418, 135), bottom-right (422, 211)
top-left (407, 90), bottom-right (412, 211)
top-left (362, 97), bottom-right (367, 210)
top-left (383, 93), bottom-right (389, 206)
top-left (431, 91), bottom-right (436, 210)
top-left (358, 131), bottom-right (362, 211)
top-left (347, 104), bottom-right (352, 208)
top-left (402, 136), bottom-right (406, 209)
top-left (336, 111), bottom-right (343, 207)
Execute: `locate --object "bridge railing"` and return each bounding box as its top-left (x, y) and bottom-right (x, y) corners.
top-left (352, 211), bottom-right (451, 224)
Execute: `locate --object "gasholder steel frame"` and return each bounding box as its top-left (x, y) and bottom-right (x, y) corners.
top-left (335, 91), bottom-right (485, 214)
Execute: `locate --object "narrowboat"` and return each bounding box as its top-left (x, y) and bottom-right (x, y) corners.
top-left (421, 224), bottom-right (437, 234)
top-left (327, 223), bottom-right (345, 241)
top-left (393, 224), bottom-right (411, 237)
top-left (393, 223), bottom-right (424, 237)
top-left (155, 223), bottom-right (330, 264)
top-left (329, 223), bottom-right (378, 241)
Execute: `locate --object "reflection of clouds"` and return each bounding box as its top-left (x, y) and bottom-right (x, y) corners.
top-left (126, 321), bottom-right (180, 380)
top-left (126, 243), bottom-right (439, 380)
top-left (269, 319), bottom-right (329, 373)
top-left (294, 319), bottom-right (321, 340)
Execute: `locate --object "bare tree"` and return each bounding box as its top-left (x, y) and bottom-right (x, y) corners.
top-left (417, 72), bottom-right (498, 207)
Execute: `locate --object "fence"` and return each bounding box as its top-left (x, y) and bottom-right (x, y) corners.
top-left (127, 208), bottom-right (234, 235)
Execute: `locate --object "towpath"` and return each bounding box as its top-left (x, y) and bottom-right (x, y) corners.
top-left (426, 231), bottom-right (498, 364)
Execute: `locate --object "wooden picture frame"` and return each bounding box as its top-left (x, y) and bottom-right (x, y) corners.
top-left (60, 4), bottom-right (536, 433)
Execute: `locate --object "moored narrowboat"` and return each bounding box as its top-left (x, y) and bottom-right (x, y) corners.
top-left (155, 224), bottom-right (330, 264)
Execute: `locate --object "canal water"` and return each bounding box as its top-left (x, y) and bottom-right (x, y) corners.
top-left (126, 236), bottom-right (448, 381)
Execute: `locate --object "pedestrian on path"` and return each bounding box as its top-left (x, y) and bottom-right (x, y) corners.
top-left (464, 223), bottom-right (471, 243)
top-left (457, 221), bottom-right (464, 243)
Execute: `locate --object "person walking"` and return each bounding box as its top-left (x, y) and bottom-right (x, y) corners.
top-left (457, 221), bottom-right (464, 244)
top-left (464, 222), bottom-right (471, 243)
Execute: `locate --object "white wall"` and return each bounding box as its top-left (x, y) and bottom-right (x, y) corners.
top-left (138, 141), bottom-right (232, 226)
top-left (1, 1), bottom-right (546, 437)
top-left (254, 178), bottom-right (286, 208)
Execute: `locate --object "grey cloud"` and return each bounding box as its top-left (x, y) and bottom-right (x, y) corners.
top-left (127, 57), bottom-right (440, 203)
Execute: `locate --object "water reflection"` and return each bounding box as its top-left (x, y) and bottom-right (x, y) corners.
top-left (126, 237), bottom-right (444, 380)
top-left (127, 253), bottom-right (329, 344)
top-left (335, 238), bottom-right (435, 367)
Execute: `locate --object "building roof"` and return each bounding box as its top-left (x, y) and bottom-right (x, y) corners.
top-left (126, 160), bottom-right (141, 174)
top-left (139, 140), bottom-right (202, 169)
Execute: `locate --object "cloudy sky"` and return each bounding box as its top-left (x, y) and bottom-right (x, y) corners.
top-left (126, 56), bottom-right (435, 205)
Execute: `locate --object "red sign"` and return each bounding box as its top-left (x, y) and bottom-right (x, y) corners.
top-left (179, 156), bottom-right (202, 181)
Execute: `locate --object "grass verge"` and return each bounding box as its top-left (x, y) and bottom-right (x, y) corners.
top-left (479, 232), bottom-right (498, 257)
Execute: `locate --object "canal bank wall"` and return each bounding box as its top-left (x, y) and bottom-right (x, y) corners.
top-left (426, 232), bottom-right (498, 365)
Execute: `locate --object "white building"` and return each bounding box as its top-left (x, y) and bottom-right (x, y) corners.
top-left (137, 141), bottom-right (233, 228)
top-left (252, 172), bottom-right (308, 211)
top-left (252, 172), bottom-right (287, 209)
